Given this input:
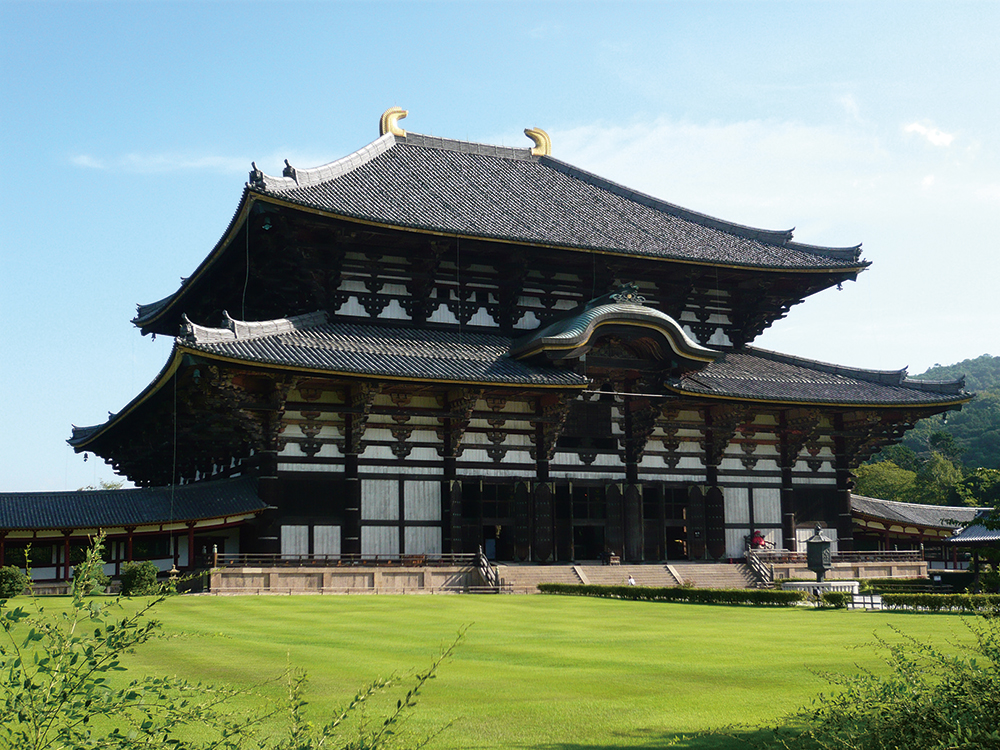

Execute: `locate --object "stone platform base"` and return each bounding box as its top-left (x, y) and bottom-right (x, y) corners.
top-left (772, 560), bottom-right (926, 581)
top-left (781, 580), bottom-right (860, 596)
top-left (208, 565), bottom-right (481, 595)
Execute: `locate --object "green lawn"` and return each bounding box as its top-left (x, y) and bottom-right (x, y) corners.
top-left (104, 595), bottom-right (975, 749)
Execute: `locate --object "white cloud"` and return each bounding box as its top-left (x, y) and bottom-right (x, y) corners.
top-left (69, 152), bottom-right (249, 174)
top-left (550, 115), bottom-right (999, 371)
top-left (71, 154), bottom-right (106, 169)
top-left (838, 94), bottom-right (861, 121)
top-left (904, 122), bottom-right (955, 147)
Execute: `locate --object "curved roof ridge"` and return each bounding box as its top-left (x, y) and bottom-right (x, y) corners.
top-left (511, 300), bottom-right (718, 363)
top-left (786, 240), bottom-right (864, 264)
top-left (745, 346), bottom-right (909, 385)
top-left (180, 310), bottom-right (329, 343)
top-left (540, 154), bottom-right (796, 246)
top-left (400, 132), bottom-right (536, 161)
top-left (249, 133), bottom-right (397, 192)
top-left (133, 186), bottom-right (254, 329)
top-left (744, 347), bottom-right (967, 394)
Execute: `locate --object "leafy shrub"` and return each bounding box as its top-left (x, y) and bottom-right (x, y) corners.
top-left (120, 559), bottom-right (160, 596)
top-left (819, 591), bottom-right (850, 608)
top-left (0, 532), bottom-right (455, 749)
top-left (537, 583), bottom-right (805, 606)
top-left (771, 620), bottom-right (1000, 749)
top-left (71, 560), bottom-right (109, 595)
top-left (0, 566), bottom-right (27, 599)
top-left (882, 592), bottom-right (1000, 613)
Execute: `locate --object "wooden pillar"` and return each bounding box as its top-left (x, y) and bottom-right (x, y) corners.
top-left (687, 486), bottom-right (706, 560)
top-left (342, 407), bottom-right (362, 556)
top-left (623, 483), bottom-right (643, 562)
top-left (0, 532), bottom-right (5, 567)
top-left (532, 482), bottom-right (554, 562)
top-left (187, 523), bottom-right (196, 569)
top-left (778, 411), bottom-right (796, 551)
top-left (606, 483), bottom-right (624, 559)
top-left (63, 531), bottom-right (72, 582)
top-left (126, 527), bottom-right (135, 562)
top-left (513, 481), bottom-right (531, 561)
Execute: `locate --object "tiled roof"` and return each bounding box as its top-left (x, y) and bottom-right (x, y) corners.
top-left (948, 510), bottom-right (1000, 545)
top-left (851, 494), bottom-right (980, 529)
top-left (510, 297), bottom-right (718, 363)
top-left (0, 476), bottom-right (265, 530)
top-left (181, 312), bottom-right (588, 387)
top-left (251, 132), bottom-right (865, 271)
top-left (672, 348), bottom-right (969, 406)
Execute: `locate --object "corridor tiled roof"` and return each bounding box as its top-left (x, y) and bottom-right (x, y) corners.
top-left (251, 132), bottom-right (865, 271)
top-left (851, 494), bottom-right (980, 529)
top-left (946, 509), bottom-right (1000, 545)
top-left (0, 476), bottom-right (265, 530)
top-left (672, 348), bottom-right (969, 406)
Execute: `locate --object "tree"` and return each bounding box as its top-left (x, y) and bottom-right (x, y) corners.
top-left (911, 452), bottom-right (966, 506)
top-left (853, 461), bottom-right (916, 502)
top-left (0, 533), bottom-right (455, 749)
top-left (956, 468), bottom-right (1000, 508)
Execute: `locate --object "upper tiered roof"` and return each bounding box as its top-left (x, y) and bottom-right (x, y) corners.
top-left (134, 109), bottom-right (868, 333)
top-left (249, 131), bottom-right (863, 269)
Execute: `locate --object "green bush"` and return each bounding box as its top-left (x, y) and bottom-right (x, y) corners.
top-left (0, 532), bottom-right (455, 749)
top-left (770, 619), bottom-right (1000, 749)
top-left (819, 591), bottom-right (850, 609)
top-left (119, 560), bottom-right (160, 596)
top-left (71, 560), bottom-right (109, 595)
top-left (882, 592), bottom-right (1000, 613)
top-left (0, 567), bottom-right (27, 600)
top-left (537, 583), bottom-right (805, 606)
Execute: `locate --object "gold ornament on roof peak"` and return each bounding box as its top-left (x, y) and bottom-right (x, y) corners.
top-left (380, 106), bottom-right (408, 137)
top-left (524, 127), bottom-right (552, 156)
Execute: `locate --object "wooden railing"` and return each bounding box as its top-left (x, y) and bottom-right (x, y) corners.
top-left (478, 546), bottom-right (500, 590)
top-left (750, 549), bottom-right (923, 564)
top-left (745, 548), bottom-right (774, 587)
top-left (213, 552), bottom-right (477, 568)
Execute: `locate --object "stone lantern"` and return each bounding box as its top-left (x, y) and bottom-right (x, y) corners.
top-left (806, 524), bottom-right (833, 582)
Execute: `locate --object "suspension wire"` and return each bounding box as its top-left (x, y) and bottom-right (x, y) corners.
top-left (457, 237), bottom-right (463, 344)
top-left (170, 368), bottom-right (178, 568)
top-left (242, 217), bottom-right (250, 321)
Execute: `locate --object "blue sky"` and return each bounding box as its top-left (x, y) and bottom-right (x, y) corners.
top-left (2, 1), bottom-right (998, 491)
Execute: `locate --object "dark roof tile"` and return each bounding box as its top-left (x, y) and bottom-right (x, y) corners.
top-left (673, 348), bottom-right (970, 406)
top-left (0, 476), bottom-right (265, 530)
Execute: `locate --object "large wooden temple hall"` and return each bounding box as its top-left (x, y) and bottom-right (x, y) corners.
top-left (18, 108), bottom-right (973, 572)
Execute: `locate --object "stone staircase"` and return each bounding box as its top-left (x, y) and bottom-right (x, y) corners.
top-left (492, 562), bottom-right (762, 593)
top-left (670, 563), bottom-right (759, 589)
top-left (579, 565), bottom-right (681, 588)
top-left (495, 565), bottom-right (583, 594)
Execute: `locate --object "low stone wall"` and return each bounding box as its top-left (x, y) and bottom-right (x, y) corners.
top-left (208, 565), bottom-right (482, 595)
top-left (772, 560), bottom-right (927, 581)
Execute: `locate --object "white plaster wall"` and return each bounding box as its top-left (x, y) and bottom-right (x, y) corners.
top-left (362, 527), bottom-right (399, 557)
top-left (725, 487), bottom-right (750, 525)
top-left (404, 527), bottom-right (442, 556)
top-left (362, 479), bottom-right (399, 520)
top-left (754, 488), bottom-right (782, 524)
top-left (313, 525), bottom-right (341, 556)
top-left (404, 481), bottom-right (441, 521)
top-left (281, 525), bottom-right (309, 556)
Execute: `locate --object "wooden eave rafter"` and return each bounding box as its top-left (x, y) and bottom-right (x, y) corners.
top-left (658, 386), bottom-right (973, 411)
top-left (134, 192), bottom-right (869, 335)
top-left (71, 344), bottom-right (589, 454)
